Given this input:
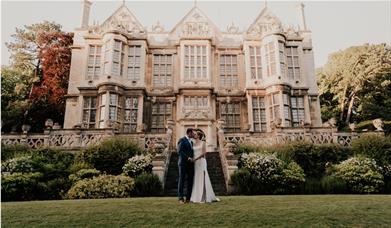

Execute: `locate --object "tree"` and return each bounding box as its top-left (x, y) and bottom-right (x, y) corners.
top-left (2, 21), bottom-right (73, 132)
top-left (317, 44), bottom-right (391, 124)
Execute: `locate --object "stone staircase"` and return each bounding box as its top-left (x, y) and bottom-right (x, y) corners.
top-left (164, 152), bottom-right (227, 196)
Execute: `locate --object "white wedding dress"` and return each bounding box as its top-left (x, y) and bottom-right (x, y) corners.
top-left (190, 141), bottom-right (219, 203)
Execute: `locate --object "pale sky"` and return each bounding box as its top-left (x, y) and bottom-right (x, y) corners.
top-left (1, 0), bottom-right (390, 68)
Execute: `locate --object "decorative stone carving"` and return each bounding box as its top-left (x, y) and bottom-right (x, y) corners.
top-left (322, 118), bottom-right (337, 128)
top-left (248, 12), bottom-right (282, 36)
top-left (182, 21), bottom-right (210, 37)
top-left (227, 22), bottom-right (239, 34)
top-left (271, 118), bottom-right (282, 129)
top-left (373, 118), bottom-right (384, 131)
top-left (151, 21), bottom-right (165, 33)
top-left (97, 6), bottom-right (144, 35)
top-left (349, 123), bottom-right (356, 132)
top-left (184, 110), bottom-right (209, 120)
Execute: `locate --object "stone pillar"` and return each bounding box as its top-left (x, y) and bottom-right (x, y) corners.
top-left (296, 2), bottom-right (307, 31)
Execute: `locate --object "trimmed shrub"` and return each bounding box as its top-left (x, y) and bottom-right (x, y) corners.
top-left (352, 134), bottom-right (391, 168)
top-left (66, 174), bottom-right (135, 199)
top-left (330, 156), bottom-right (384, 194)
top-left (1, 155), bottom-right (37, 173)
top-left (132, 173), bottom-right (163, 196)
top-left (1, 144), bottom-right (31, 161)
top-left (77, 137), bottom-right (143, 175)
top-left (278, 162), bottom-right (306, 194)
top-left (1, 172), bottom-right (45, 201)
top-left (69, 169), bottom-right (101, 185)
top-left (122, 154), bottom-right (153, 177)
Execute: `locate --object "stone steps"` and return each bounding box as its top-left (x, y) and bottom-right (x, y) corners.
top-left (164, 152), bottom-right (227, 196)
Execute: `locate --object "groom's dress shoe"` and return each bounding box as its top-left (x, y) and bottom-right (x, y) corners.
top-left (178, 199), bottom-right (185, 204)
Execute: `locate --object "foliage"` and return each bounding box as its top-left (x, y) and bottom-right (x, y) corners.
top-left (1, 172), bottom-right (45, 201)
top-left (77, 137), bottom-right (143, 175)
top-left (69, 162), bottom-right (94, 174)
top-left (1, 155), bottom-right (37, 174)
top-left (69, 169), bottom-right (101, 185)
top-left (329, 156), bottom-right (384, 194)
top-left (237, 141), bottom-right (352, 178)
top-left (317, 44), bottom-right (391, 124)
top-left (122, 154), bottom-right (153, 177)
top-left (320, 175), bottom-right (348, 194)
top-left (1, 143), bottom-right (32, 161)
top-left (30, 147), bottom-right (75, 179)
top-left (66, 175), bottom-right (135, 199)
top-left (2, 21), bottom-right (73, 132)
top-left (232, 153), bottom-right (305, 194)
top-left (132, 173), bottom-right (163, 197)
top-left (352, 134), bottom-right (391, 169)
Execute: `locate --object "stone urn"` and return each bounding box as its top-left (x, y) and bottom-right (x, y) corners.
top-left (373, 118), bottom-right (384, 131)
top-left (21, 124), bottom-right (31, 134)
top-left (45, 119), bottom-right (54, 129)
top-left (224, 142), bottom-right (237, 156)
top-left (150, 140), bottom-right (166, 155)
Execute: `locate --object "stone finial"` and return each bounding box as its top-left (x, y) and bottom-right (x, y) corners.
top-left (296, 2), bottom-right (307, 31)
top-left (227, 22), bottom-right (239, 34)
top-left (81, 0), bottom-right (92, 28)
top-left (373, 118), bottom-right (384, 131)
top-left (151, 21), bottom-right (165, 33)
top-left (349, 123), bottom-right (356, 132)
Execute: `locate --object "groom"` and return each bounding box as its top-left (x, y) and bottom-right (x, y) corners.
top-left (177, 128), bottom-right (195, 203)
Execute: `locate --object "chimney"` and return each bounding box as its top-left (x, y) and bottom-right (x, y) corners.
top-left (81, 0), bottom-right (92, 28)
top-left (296, 2), bottom-right (307, 31)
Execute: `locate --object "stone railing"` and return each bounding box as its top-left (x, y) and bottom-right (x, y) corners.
top-left (223, 127), bottom-right (370, 147)
top-left (1, 129), bottom-right (172, 152)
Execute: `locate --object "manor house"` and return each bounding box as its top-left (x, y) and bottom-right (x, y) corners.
top-left (64, 1), bottom-right (322, 151)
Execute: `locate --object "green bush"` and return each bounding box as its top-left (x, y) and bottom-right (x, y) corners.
top-left (232, 153), bottom-right (305, 194)
top-left (31, 148), bottom-right (75, 179)
top-left (352, 134), bottom-right (391, 168)
top-left (122, 154), bottom-right (153, 177)
top-left (1, 155), bottom-right (37, 173)
top-left (1, 144), bottom-right (31, 161)
top-left (66, 174), bottom-right (135, 199)
top-left (77, 137), bottom-right (143, 175)
top-left (231, 169), bottom-right (262, 195)
top-left (1, 172), bottom-right (45, 201)
top-left (330, 156), bottom-right (384, 194)
top-left (320, 175), bottom-right (348, 194)
top-left (69, 168), bottom-right (101, 185)
top-left (69, 162), bottom-right (93, 174)
top-left (132, 173), bottom-right (163, 197)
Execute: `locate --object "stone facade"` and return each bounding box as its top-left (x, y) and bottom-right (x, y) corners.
top-left (64, 1), bottom-right (322, 152)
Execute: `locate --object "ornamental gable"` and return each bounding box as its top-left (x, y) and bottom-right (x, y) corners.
top-left (170, 6), bottom-right (221, 39)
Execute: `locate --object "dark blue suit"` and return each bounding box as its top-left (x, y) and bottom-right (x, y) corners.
top-left (177, 136), bottom-right (194, 201)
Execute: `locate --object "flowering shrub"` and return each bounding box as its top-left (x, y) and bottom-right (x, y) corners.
top-left (69, 168), bottom-right (101, 185)
top-left (233, 153), bottom-right (305, 194)
top-left (66, 174), bottom-right (135, 199)
top-left (1, 155), bottom-right (37, 174)
top-left (330, 156), bottom-right (384, 194)
top-left (122, 154), bottom-right (153, 177)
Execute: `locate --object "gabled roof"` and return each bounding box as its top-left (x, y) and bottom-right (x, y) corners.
top-left (247, 6), bottom-right (283, 36)
top-left (99, 4), bottom-right (145, 34)
top-left (170, 5), bottom-right (221, 38)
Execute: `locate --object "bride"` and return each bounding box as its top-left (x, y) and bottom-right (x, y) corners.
top-left (190, 129), bottom-right (219, 203)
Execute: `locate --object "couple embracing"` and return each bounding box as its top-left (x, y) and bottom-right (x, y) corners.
top-left (177, 128), bottom-right (219, 204)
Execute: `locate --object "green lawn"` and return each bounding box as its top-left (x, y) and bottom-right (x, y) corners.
top-left (2, 195), bottom-right (391, 227)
